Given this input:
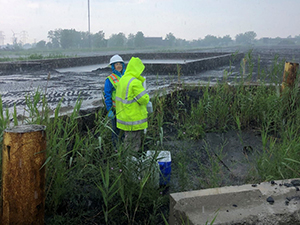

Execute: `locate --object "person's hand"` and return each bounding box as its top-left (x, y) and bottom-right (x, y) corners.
top-left (108, 111), bottom-right (114, 119)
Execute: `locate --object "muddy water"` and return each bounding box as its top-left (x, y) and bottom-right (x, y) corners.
top-left (1, 46), bottom-right (300, 116)
top-left (0, 63), bottom-right (240, 116)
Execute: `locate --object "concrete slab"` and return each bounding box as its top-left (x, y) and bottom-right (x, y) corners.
top-left (55, 59), bottom-right (196, 73)
top-left (170, 178), bottom-right (300, 225)
top-left (55, 63), bottom-right (108, 73)
top-left (0, 52), bottom-right (243, 75)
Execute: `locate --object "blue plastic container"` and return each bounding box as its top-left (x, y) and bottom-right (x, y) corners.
top-left (147, 151), bottom-right (171, 186)
top-left (158, 160), bottom-right (171, 185)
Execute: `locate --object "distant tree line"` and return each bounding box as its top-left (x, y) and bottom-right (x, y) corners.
top-left (39, 29), bottom-right (181, 49)
top-left (35, 29), bottom-right (257, 49)
top-left (3, 28), bottom-right (300, 50)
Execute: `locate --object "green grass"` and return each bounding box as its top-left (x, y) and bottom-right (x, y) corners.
top-left (0, 53), bottom-right (72, 62)
top-left (1, 52), bottom-right (300, 224)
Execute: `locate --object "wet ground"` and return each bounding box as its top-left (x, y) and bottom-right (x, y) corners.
top-left (165, 128), bottom-right (262, 193)
top-left (2, 46), bottom-right (300, 224)
top-left (1, 45), bottom-right (300, 117)
top-left (0, 56), bottom-right (241, 116)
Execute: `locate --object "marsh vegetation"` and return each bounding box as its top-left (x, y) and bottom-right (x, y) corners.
top-left (1, 53), bottom-right (300, 224)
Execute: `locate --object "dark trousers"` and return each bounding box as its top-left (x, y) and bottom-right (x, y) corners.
top-left (124, 130), bottom-right (142, 152)
top-left (111, 117), bottom-right (120, 148)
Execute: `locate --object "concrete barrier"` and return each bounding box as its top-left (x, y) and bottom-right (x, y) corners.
top-left (169, 178), bottom-right (300, 225)
top-left (0, 52), bottom-right (244, 75)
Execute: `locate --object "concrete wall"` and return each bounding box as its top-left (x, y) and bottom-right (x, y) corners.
top-left (169, 178), bottom-right (300, 225)
top-left (142, 53), bottom-right (243, 75)
top-left (0, 52), bottom-right (244, 75)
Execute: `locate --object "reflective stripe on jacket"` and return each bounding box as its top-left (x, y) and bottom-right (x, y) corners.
top-left (116, 57), bottom-right (149, 131)
top-left (105, 73), bottom-right (121, 109)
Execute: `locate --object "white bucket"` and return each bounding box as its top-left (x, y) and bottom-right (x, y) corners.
top-left (146, 151), bottom-right (171, 186)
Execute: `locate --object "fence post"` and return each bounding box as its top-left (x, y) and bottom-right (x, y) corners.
top-left (281, 61), bottom-right (299, 91)
top-left (1, 125), bottom-right (46, 225)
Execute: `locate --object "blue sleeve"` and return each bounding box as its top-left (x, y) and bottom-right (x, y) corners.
top-left (104, 78), bottom-right (114, 112)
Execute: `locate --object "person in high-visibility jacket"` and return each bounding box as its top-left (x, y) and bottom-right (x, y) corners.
top-left (104, 54), bottom-right (126, 147)
top-left (115, 57), bottom-right (149, 152)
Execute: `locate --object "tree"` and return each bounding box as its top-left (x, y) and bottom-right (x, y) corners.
top-left (108, 32), bottom-right (126, 47)
top-left (60, 29), bottom-right (81, 49)
top-left (92, 31), bottom-right (106, 48)
top-left (134, 31), bottom-right (145, 48)
top-left (190, 38), bottom-right (203, 47)
top-left (295, 34), bottom-right (300, 40)
top-left (235, 31), bottom-right (257, 45)
top-left (245, 31), bottom-right (257, 41)
top-left (46, 42), bottom-right (53, 49)
top-left (176, 38), bottom-right (189, 47)
top-left (165, 33), bottom-right (176, 47)
top-left (235, 33), bottom-right (244, 44)
top-left (48, 29), bottom-right (62, 48)
top-left (79, 31), bottom-right (90, 48)
top-left (202, 35), bottom-right (218, 46)
top-left (220, 35), bottom-right (232, 46)
top-left (126, 33), bottom-right (135, 48)
top-left (36, 40), bottom-right (46, 49)
top-left (295, 34), bottom-right (300, 44)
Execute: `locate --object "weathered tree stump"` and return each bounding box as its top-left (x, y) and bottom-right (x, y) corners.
top-left (1, 125), bottom-right (46, 225)
top-left (281, 61), bottom-right (299, 91)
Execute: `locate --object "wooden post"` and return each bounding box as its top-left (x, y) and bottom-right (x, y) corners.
top-left (1, 125), bottom-right (46, 225)
top-left (281, 61), bottom-right (299, 91)
top-left (242, 57), bottom-right (247, 76)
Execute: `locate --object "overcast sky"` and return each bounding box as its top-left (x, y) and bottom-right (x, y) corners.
top-left (1, 0), bottom-right (299, 45)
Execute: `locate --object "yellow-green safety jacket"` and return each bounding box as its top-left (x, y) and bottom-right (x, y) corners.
top-left (116, 57), bottom-right (149, 131)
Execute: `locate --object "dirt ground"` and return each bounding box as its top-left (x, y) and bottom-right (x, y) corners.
top-left (164, 128), bottom-right (262, 193)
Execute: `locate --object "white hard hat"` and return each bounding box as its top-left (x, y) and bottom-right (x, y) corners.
top-left (109, 54), bottom-right (124, 65)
